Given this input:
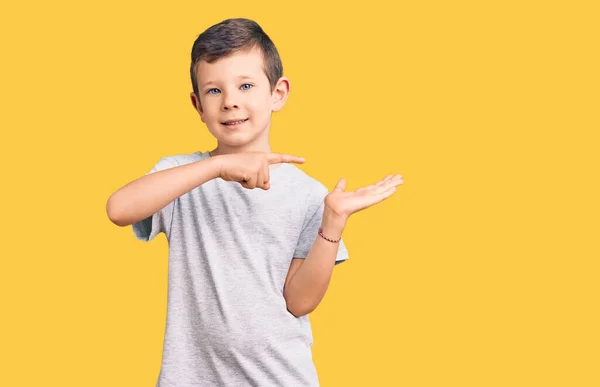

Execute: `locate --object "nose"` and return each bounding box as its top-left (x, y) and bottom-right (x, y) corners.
top-left (221, 92), bottom-right (239, 111)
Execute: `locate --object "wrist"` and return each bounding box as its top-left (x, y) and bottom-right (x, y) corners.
top-left (320, 210), bottom-right (347, 240)
top-left (205, 155), bottom-right (223, 180)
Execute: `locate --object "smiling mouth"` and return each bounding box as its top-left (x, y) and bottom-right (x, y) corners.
top-left (222, 118), bottom-right (249, 126)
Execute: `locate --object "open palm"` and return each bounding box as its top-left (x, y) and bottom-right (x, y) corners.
top-left (324, 174), bottom-right (404, 219)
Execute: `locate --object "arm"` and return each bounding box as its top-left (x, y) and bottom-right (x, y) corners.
top-left (106, 151), bottom-right (307, 228)
top-left (106, 156), bottom-right (221, 227)
top-left (283, 173), bottom-right (404, 317)
top-left (283, 209), bottom-right (347, 317)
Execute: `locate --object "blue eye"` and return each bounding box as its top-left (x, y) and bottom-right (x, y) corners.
top-left (207, 88), bottom-right (220, 95)
top-left (241, 83), bottom-right (253, 90)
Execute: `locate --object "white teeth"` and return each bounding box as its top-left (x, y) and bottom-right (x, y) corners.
top-left (224, 119), bottom-right (245, 125)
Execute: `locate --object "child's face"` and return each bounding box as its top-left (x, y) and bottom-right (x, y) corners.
top-left (191, 46), bottom-right (288, 150)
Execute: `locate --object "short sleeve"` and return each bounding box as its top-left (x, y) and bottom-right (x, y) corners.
top-left (131, 157), bottom-right (179, 242)
top-left (293, 193), bottom-right (349, 266)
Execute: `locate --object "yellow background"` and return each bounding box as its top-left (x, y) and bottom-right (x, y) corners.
top-left (1, 0), bottom-right (598, 386)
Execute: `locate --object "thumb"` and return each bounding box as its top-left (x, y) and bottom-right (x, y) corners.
top-left (334, 178), bottom-right (347, 192)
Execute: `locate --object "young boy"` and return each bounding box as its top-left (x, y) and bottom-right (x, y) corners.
top-left (107, 18), bottom-right (403, 387)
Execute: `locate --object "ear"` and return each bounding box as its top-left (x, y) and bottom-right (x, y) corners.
top-left (190, 91), bottom-right (205, 122)
top-left (271, 76), bottom-right (290, 112)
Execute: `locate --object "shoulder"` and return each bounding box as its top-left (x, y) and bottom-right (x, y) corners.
top-left (284, 164), bottom-right (330, 203)
top-left (149, 151), bottom-right (208, 172)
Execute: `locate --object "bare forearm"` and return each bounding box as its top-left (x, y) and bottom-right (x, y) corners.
top-left (284, 211), bottom-right (347, 316)
top-left (106, 156), bottom-right (221, 227)
top-left (285, 173), bottom-right (404, 316)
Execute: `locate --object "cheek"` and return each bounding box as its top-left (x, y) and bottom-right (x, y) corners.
top-left (200, 97), bottom-right (219, 114)
top-left (247, 95), bottom-right (271, 116)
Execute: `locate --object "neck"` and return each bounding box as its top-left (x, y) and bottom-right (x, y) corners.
top-left (210, 129), bottom-right (272, 157)
top-left (209, 131), bottom-right (283, 170)
top-left (210, 143), bottom-right (271, 157)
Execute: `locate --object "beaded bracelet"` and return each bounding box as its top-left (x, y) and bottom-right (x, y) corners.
top-left (318, 227), bottom-right (341, 243)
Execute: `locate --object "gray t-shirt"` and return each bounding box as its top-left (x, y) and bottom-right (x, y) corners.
top-left (132, 151), bottom-right (349, 387)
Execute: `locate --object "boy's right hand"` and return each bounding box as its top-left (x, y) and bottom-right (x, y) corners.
top-left (215, 152), bottom-right (305, 190)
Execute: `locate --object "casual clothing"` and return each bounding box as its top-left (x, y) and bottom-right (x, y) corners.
top-left (133, 151), bottom-right (348, 386)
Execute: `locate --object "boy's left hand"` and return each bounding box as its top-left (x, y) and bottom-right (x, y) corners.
top-left (324, 174), bottom-right (404, 222)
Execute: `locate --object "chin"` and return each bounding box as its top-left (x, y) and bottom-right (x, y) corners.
top-left (216, 132), bottom-right (260, 147)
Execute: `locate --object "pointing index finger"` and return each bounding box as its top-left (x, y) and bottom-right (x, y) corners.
top-left (267, 153), bottom-right (306, 165)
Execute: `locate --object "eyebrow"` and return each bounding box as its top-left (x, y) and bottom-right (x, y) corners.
top-left (201, 76), bottom-right (256, 88)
